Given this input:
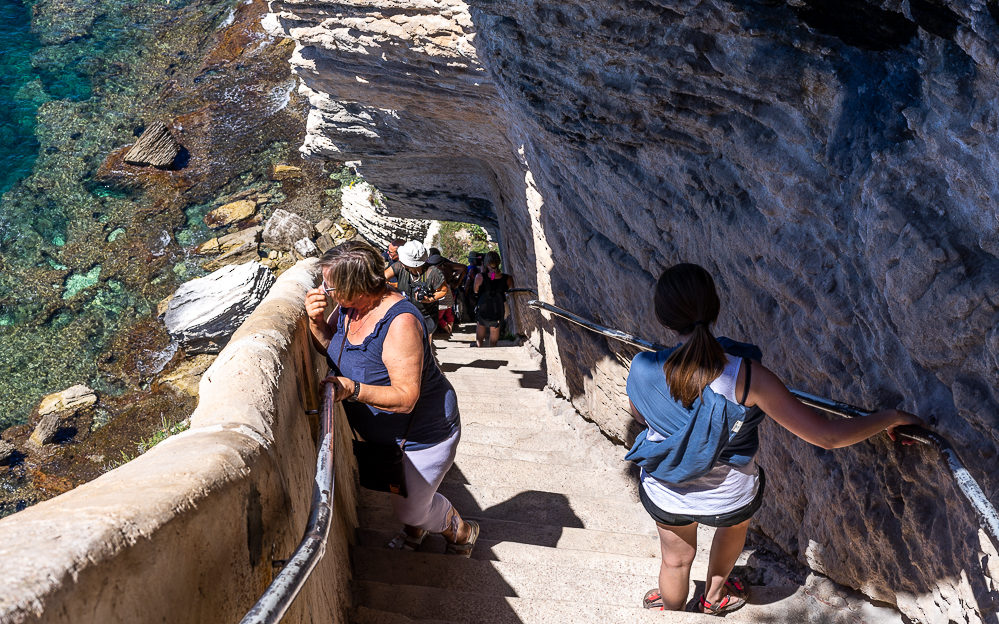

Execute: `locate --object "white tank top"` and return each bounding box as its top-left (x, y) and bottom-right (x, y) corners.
top-left (640, 355), bottom-right (760, 515)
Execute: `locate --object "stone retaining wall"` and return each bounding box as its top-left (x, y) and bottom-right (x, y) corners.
top-left (0, 259), bottom-right (356, 624)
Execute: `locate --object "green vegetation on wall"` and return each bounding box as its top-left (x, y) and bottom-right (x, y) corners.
top-left (434, 221), bottom-right (497, 263)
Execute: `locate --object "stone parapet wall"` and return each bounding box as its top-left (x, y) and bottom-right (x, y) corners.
top-left (0, 259), bottom-right (356, 624)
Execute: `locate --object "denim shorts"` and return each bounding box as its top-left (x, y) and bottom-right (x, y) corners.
top-left (639, 466), bottom-right (766, 528)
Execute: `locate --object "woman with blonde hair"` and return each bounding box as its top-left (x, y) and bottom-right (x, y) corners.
top-left (629, 263), bottom-right (920, 615)
top-left (304, 241), bottom-right (479, 555)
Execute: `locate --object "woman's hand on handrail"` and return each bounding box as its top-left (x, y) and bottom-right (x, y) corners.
top-left (748, 363), bottom-right (923, 449)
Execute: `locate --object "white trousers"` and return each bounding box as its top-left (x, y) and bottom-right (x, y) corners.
top-left (391, 425), bottom-right (461, 532)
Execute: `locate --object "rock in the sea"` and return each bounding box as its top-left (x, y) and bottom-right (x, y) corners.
top-left (157, 354), bottom-right (217, 397)
top-left (315, 233), bottom-right (335, 254)
top-left (201, 241), bottom-right (260, 272)
top-left (0, 439), bottom-right (15, 464)
top-left (272, 164), bottom-right (302, 180)
top-left (340, 182), bottom-right (428, 250)
top-left (157, 294), bottom-right (174, 319)
top-left (164, 261), bottom-right (276, 354)
top-left (28, 414), bottom-right (60, 448)
top-left (37, 385), bottom-right (97, 417)
top-left (315, 218), bottom-right (334, 235)
top-left (123, 121), bottom-right (182, 169)
top-left (204, 200), bottom-right (257, 229)
top-left (293, 237), bottom-right (319, 260)
top-left (261, 209), bottom-right (313, 251)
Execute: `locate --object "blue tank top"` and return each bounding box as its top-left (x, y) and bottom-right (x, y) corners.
top-left (328, 298), bottom-right (459, 450)
top-left (624, 338), bottom-right (765, 484)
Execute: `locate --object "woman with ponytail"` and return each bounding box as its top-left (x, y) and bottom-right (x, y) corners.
top-left (628, 263), bottom-right (920, 615)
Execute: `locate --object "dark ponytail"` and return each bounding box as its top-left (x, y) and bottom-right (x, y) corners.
top-left (653, 264), bottom-right (726, 408)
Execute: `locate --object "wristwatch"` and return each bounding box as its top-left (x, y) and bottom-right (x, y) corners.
top-left (348, 380), bottom-right (361, 402)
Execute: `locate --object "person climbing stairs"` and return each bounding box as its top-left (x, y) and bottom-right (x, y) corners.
top-left (347, 327), bottom-right (906, 624)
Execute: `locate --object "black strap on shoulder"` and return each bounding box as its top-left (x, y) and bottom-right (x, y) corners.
top-left (739, 359), bottom-right (752, 406)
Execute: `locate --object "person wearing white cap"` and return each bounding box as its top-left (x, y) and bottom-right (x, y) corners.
top-left (385, 240), bottom-right (450, 335)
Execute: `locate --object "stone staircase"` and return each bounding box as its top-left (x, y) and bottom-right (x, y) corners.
top-left (348, 327), bottom-right (903, 624)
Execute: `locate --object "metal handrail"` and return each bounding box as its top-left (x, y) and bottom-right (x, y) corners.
top-left (526, 298), bottom-right (999, 551)
top-left (240, 383), bottom-right (337, 624)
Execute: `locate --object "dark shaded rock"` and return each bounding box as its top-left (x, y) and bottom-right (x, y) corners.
top-left (261, 208), bottom-right (314, 250)
top-left (164, 261), bottom-right (276, 354)
top-left (0, 440), bottom-right (16, 464)
top-left (123, 121), bottom-right (183, 168)
top-left (315, 233), bottom-right (335, 253)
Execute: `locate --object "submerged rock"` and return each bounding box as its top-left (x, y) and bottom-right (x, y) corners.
top-left (157, 354), bottom-right (217, 397)
top-left (123, 121), bottom-right (182, 169)
top-left (261, 208), bottom-right (313, 250)
top-left (204, 199), bottom-right (257, 229)
top-left (37, 385), bottom-right (97, 417)
top-left (272, 164), bottom-right (302, 180)
top-left (164, 261), bottom-right (276, 354)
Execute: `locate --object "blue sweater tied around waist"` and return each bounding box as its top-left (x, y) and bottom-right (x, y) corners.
top-left (624, 338), bottom-right (765, 484)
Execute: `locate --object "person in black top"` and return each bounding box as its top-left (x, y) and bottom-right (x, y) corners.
top-left (472, 251), bottom-right (513, 347)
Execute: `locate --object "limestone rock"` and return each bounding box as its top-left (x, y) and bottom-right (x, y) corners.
top-left (157, 354), bottom-right (217, 397)
top-left (315, 233), bottom-right (335, 254)
top-left (339, 182), bottom-right (428, 251)
top-left (28, 414), bottom-right (60, 448)
top-left (315, 218), bottom-right (334, 235)
top-left (164, 261), bottom-right (276, 354)
top-left (123, 122), bottom-right (182, 168)
top-left (261, 209), bottom-right (314, 251)
top-left (201, 241), bottom-right (260, 272)
top-left (268, 1), bottom-right (999, 621)
top-left (37, 385), bottom-right (96, 417)
top-left (157, 294), bottom-right (174, 319)
top-left (195, 226), bottom-right (263, 257)
top-left (272, 164), bottom-right (302, 180)
top-left (204, 200), bottom-right (257, 229)
top-left (293, 237), bottom-right (319, 260)
top-left (195, 238), bottom-right (221, 255)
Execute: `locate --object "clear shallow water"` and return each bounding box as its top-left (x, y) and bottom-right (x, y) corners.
top-left (0, 0), bottom-right (240, 429)
top-left (0, 0), bottom-right (43, 196)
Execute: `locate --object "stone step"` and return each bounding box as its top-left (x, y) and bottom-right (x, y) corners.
top-left (351, 606), bottom-right (448, 624)
top-left (359, 482), bottom-right (649, 535)
top-left (455, 440), bottom-right (580, 465)
top-left (357, 509), bottom-right (659, 556)
top-left (457, 422), bottom-right (598, 453)
top-left (354, 554), bottom-right (654, 608)
top-left (443, 454), bottom-right (637, 499)
top-left (454, 404), bottom-right (562, 430)
top-left (355, 581), bottom-right (859, 624)
top-left (355, 538), bottom-right (661, 578)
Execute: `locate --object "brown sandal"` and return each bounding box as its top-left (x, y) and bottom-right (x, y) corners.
top-left (699, 593), bottom-right (746, 615)
top-left (444, 517), bottom-right (480, 557)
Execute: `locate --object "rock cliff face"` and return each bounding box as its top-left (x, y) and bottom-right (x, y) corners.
top-left (267, 0), bottom-right (999, 620)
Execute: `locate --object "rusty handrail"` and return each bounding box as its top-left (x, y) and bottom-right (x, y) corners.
top-left (240, 382), bottom-right (336, 624)
top-left (526, 298), bottom-right (999, 551)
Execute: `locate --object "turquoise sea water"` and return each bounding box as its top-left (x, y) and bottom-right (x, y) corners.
top-left (0, 0), bottom-right (241, 429)
top-left (0, 0), bottom-right (43, 196)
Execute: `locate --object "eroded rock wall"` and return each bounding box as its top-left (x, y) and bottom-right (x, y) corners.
top-left (268, 0), bottom-right (999, 621)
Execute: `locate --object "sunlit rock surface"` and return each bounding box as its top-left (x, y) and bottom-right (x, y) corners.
top-left (267, 0), bottom-right (999, 620)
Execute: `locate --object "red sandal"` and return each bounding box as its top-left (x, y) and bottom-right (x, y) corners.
top-left (699, 593), bottom-right (746, 615)
top-left (642, 588), bottom-right (664, 610)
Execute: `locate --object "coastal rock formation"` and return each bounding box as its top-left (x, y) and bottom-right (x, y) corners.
top-left (164, 261), bottom-right (276, 354)
top-left (122, 121), bottom-right (183, 168)
top-left (37, 385), bottom-right (96, 417)
top-left (204, 199), bottom-right (257, 229)
top-left (267, 0), bottom-right (999, 621)
top-left (262, 208), bottom-right (314, 250)
top-left (339, 182), bottom-right (429, 250)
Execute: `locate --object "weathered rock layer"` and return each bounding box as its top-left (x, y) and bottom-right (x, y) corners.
top-left (267, 0), bottom-right (999, 620)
